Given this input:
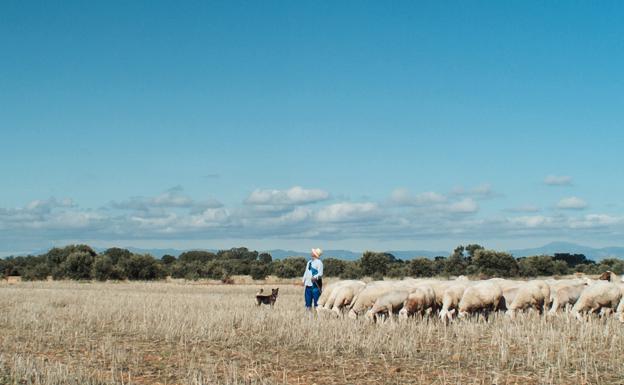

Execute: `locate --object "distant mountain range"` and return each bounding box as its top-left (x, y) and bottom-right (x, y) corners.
top-left (265, 243), bottom-right (624, 261)
top-left (508, 242), bottom-right (624, 261)
top-left (13, 241), bottom-right (624, 261)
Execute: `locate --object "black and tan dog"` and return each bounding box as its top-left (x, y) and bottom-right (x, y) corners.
top-left (256, 288), bottom-right (279, 307)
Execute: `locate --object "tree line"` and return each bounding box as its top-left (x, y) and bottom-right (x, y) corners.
top-left (1, 244), bottom-right (622, 282)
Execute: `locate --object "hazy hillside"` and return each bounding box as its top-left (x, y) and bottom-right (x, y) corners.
top-left (17, 242), bottom-right (623, 261)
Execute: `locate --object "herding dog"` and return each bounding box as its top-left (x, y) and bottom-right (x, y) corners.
top-left (256, 288), bottom-right (279, 307)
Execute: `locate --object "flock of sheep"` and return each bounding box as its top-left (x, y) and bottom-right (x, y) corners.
top-left (316, 271), bottom-right (624, 322)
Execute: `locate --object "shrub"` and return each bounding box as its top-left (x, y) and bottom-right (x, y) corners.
top-left (271, 257), bottom-right (306, 278)
top-left (409, 258), bottom-right (435, 277)
top-left (323, 258), bottom-right (347, 277)
top-left (518, 255), bottom-right (569, 277)
top-left (178, 250), bottom-right (217, 264)
top-left (249, 261), bottom-right (269, 280)
top-left (473, 249), bottom-right (519, 277)
top-left (118, 254), bottom-right (165, 280)
top-left (340, 261), bottom-right (363, 279)
top-left (92, 255), bottom-right (116, 281)
top-left (387, 263), bottom-right (408, 278)
top-left (60, 252), bottom-right (95, 280)
top-left (21, 263), bottom-right (50, 281)
top-left (161, 254), bottom-right (177, 265)
top-left (361, 251), bottom-right (392, 277)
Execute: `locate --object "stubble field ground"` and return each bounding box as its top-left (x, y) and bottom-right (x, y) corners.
top-left (0, 280), bottom-right (623, 385)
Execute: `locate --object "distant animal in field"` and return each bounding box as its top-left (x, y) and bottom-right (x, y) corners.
top-left (572, 281), bottom-right (623, 321)
top-left (256, 288), bottom-right (279, 307)
top-left (599, 271), bottom-right (618, 282)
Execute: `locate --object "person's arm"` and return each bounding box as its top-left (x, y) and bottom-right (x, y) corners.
top-left (314, 260), bottom-right (323, 279)
top-left (302, 261), bottom-right (309, 283)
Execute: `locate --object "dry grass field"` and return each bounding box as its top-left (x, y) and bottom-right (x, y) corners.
top-left (1, 280), bottom-right (623, 385)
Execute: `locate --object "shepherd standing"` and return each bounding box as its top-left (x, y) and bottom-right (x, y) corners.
top-left (302, 248), bottom-right (324, 309)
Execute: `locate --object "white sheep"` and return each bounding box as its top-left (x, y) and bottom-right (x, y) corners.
top-left (505, 280), bottom-right (550, 318)
top-left (457, 281), bottom-right (504, 320)
top-left (571, 281), bottom-right (623, 321)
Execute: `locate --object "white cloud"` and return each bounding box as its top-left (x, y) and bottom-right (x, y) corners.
top-left (316, 202), bottom-right (379, 222)
top-left (25, 198), bottom-right (75, 212)
top-left (391, 188), bottom-right (446, 206)
top-left (557, 197), bottom-right (587, 210)
top-left (569, 214), bottom-right (622, 229)
top-left (509, 215), bottom-right (553, 228)
top-left (111, 187), bottom-right (222, 211)
top-left (3, 186), bottom-right (624, 255)
top-left (508, 204), bottom-right (541, 213)
top-left (245, 186), bottom-right (329, 206)
top-left (544, 175), bottom-right (572, 186)
top-left (451, 184), bottom-right (497, 199)
top-left (448, 198), bottom-right (479, 213)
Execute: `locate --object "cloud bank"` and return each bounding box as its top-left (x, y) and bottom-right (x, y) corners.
top-left (1, 185), bottom-right (622, 254)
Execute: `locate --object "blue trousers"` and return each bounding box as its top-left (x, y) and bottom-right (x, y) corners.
top-left (305, 285), bottom-right (321, 308)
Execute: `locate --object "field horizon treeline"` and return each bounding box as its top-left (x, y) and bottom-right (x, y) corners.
top-left (1, 244), bottom-right (623, 282)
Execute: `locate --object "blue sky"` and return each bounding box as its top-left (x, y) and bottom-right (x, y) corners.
top-left (1, 1), bottom-right (623, 255)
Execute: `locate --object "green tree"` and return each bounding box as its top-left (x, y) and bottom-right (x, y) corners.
top-left (92, 255), bottom-right (116, 281)
top-left (161, 254), bottom-right (177, 265)
top-left (272, 257), bottom-right (306, 278)
top-left (323, 258), bottom-right (347, 277)
top-left (178, 250), bottom-right (217, 263)
top-left (465, 244), bottom-right (485, 261)
top-left (217, 247), bottom-right (258, 261)
top-left (409, 258), bottom-right (435, 277)
top-left (472, 249), bottom-right (519, 277)
top-left (258, 253), bottom-right (273, 264)
top-left (387, 263), bottom-right (408, 278)
top-left (118, 254), bottom-right (164, 280)
top-left (553, 253), bottom-right (594, 268)
top-left (340, 261), bottom-right (363, 279)
top-left (60, 251), bottom-right (95, 280)
top-left (444, 246), bottom-right (468, 276)
top-left (518, 255), bottom-right (569, 277)
top-left (103, 247), bottom-right (132, 265)
top-left (361, 251), bottom-right (391, 277)
top-left (597, 258), bottom-right (624, 275)
top-left (249, 261), bottom-right (269, 280)
top-left (21, 263), bottom-right (51, 281)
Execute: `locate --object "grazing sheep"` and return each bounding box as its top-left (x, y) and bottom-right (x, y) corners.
top-left (398, 285), bottom-right (436, 319)
top-left (457, 281), bottom-right (504, 320)
top-left (571, 281), bottom-right (623, 321)
top-left (366, 290), bottom-right (410, 322)
top-left (317, 281), bottom-right (346, 309)
top-left (616, 293), bottom-right (624, 322)
top-left (331, 281), bottom-right (366, 316)
top-left (318, 280), bottom-right (362, 311)
top-left (438, 282), bottom-right (470, 322)
top-left (489, 278), bottom-right (522, 309)
top-left (548, 279), bottom-right (588, 314)
top-left (506, 280), bottom-right (550, 318)
top-left (599, 271), bottom-right (619, 282)
top-left (347, 282), bottom-right (397, 319)
top-left (428, 281), bottom-right (455, 311)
